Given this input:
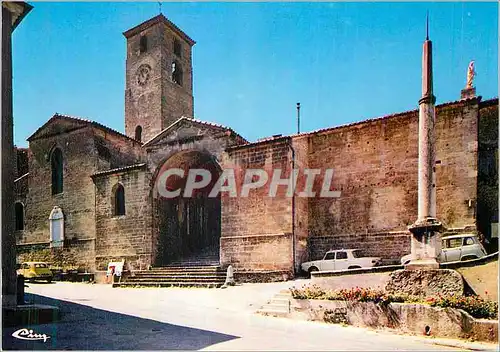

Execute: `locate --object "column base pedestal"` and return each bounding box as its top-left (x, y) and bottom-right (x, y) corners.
top-left (407, 218), bottom-right (444, 271)
top-left (461, 87), bottom-right (476, 100)
top-left (405, 258), bottom-right (439, 270)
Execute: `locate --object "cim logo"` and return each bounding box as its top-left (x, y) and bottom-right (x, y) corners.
top-left (12, 328), bottom-right (51, 342)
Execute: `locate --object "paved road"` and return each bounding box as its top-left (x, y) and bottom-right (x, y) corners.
top-left (1, 281), bottom-right (492, 350)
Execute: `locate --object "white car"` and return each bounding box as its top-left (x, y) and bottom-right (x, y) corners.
top-left (401, 234), bottom-right (487, 265)
top-left (301, 249), bottom-right (382, 274)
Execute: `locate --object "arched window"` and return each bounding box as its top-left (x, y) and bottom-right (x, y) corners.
top-left (173, 38), bottom-right (182, 57)
top-left (114, 184), bottom-right (126, 216)
top-left (51, 148), bottom-right (63, 195)
top-left (135, 125), bottom-right (142, 142)
top-left (140, 35), bottom-right (147, 53)
top-left (172, 61), bottom-right (183, 86)
top-left (15, 202), bottom-right (24, 231)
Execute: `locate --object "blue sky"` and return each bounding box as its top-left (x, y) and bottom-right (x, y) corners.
top-left (12, 2), bottom-right (498, 147)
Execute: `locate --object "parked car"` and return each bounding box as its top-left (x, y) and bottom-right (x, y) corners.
top-left (400, 234), bottom-right (487, 265)
top-left (301, 249), bottom-right (382, 274)
top-left (17, 262), bottom-right (53, 283)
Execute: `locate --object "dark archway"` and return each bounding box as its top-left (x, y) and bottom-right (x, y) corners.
top-left (153, 150), bottom-right (221, 266)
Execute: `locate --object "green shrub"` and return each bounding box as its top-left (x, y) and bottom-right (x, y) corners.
top-left (289, 285), bottom-right (408, 306)
top-left (290, 284), bottom-right (325, 299)
top-left (426, 294), bottom-right (498, 319)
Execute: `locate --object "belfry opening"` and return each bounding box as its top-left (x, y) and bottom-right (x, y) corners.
top-left (153, 150), bottom-right (221, 266)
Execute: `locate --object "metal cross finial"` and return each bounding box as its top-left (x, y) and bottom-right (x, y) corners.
top-left (159, 2), bottom-right (162, 14)
top-left (426, 11), bottom-right (429, 40)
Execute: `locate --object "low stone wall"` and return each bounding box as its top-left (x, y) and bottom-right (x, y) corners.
top-left (311, 270), bottom-right (392, 291)
top-left (94, 270), bottom-right (132, 284)
top-left (441, 253), bottom-right (499, 301)
top-left (457, 258), bottom-right (498, 301)
top-left (234, 270), bottom-right (293, 283)
top-left (289, 299), bottom-right (498, 342)
top-left (311, 267), bottom-right (465, 299)
top-left (310, 265), bottom-right (402, 291)
top-left (385, 269), bottom-right (464, 298)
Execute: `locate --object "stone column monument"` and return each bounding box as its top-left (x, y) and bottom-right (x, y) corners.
top-left (406, 22), bottom-right (444, 270)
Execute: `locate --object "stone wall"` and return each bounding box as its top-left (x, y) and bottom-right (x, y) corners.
top-left (93, 128), bottom-right (144, 171)
top-left (308, 232), bottom-right (411, 265)
top-left (221, 138), bottom-right (294, 273)
top-left (20, 126), bottom-right (97, 270)
top-left (159, 22), bottom-right (194, 130)
top-left (93, 166), bottom-right (152, 271)
top-left (476, 99), bottom-right (498, 247)
top-left (289, 299), bottom-right (498, 342)
top-left (221, 233), bottom-right (293, 273)
top-left (292, 137), bottom-right (310, 272)
top-left (435, 99), bottom-right (479, 228)
top-left (305, 99), bottom-right (480, 262)
top-left (125, 24), bottom-right (167, 142)
top-left (15, 147), bottom-right (28, 178)
top-left (124, 17), bottom-right (194, 143)
top-left (17, 121), bottom-right (143, 271)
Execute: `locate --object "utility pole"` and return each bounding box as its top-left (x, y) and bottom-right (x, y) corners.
top-left (296, 102), bottom-right (301, 134)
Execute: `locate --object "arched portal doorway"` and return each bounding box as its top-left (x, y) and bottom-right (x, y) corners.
top-left (153, 150), bottom-right (221, 266)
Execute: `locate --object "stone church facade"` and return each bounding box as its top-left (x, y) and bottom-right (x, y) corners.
top-left (14, 14), bottom-right (498, 280)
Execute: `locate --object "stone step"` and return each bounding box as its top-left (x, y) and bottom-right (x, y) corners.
top-left (256, 290), bottom-right (291, 317)
top-left (273, 293), bottom-right (292, 300)
top-left (132, 274), bottom-right (226, 279)
top-left (167, 262), bottom-right (220, 265)
top-left (113, 282), bottom-right (223, 288)
top-left (125, 277), bottom-right (225, 283)
top-left (255, 309), bottom-right (289, 317)
top-left (136, 269), bottom-right (225, 274)
top-left (116, 264), bottom-right (226, 289)
top-left (135, 272), bottom-right (225, 277)
top-left (262, 303), bottom-right (289, 311)
top-left (149, 266), bottom-right (222, 271)
top-left (169, 257), bottom-right (219, 260)
top-left (269, 298), bottom-right (290, 305)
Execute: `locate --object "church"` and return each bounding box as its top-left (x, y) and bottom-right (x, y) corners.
top-left (14, 14), bottom-right (498, 282)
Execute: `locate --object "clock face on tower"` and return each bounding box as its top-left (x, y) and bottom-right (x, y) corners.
top-left (136, 64), bottom-right (151, 86)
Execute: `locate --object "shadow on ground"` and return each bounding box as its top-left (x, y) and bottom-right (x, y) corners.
top-left (2, 293), bottom-right (239, 350)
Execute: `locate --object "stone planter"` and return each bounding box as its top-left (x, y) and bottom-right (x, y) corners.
top-left (289, 299), bottom-right (498, 343)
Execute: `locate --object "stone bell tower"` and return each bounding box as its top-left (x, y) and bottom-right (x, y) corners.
top-left (123, 14), bottom-right (195, 143)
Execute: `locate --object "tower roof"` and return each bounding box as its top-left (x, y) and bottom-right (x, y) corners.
top-left (123, 14), bottom-right (196, 46)
top-left (2, 1), bottom-right (33, 31)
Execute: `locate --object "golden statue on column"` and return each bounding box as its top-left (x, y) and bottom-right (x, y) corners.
top-left (466, 60), bottom-right (476, 88)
